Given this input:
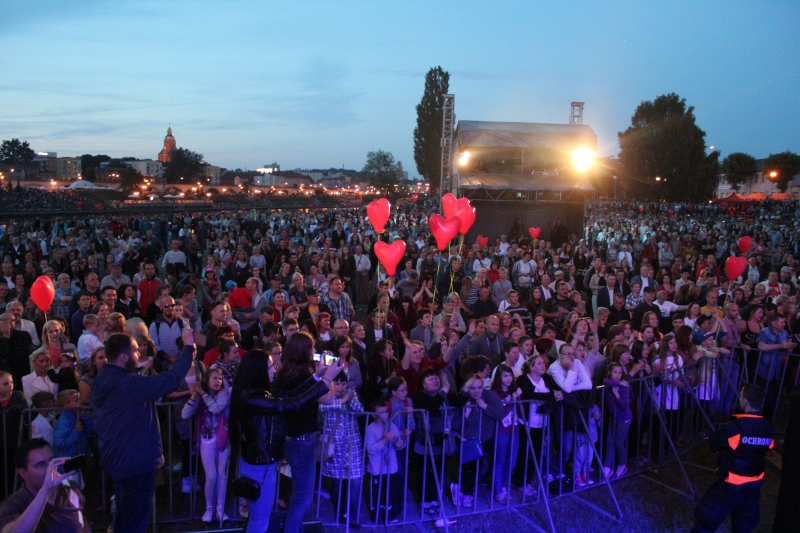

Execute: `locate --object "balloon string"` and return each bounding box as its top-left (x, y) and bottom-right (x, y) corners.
top-left (450, 235), bottom-right (464, 295)
top-left (432, 258), bottom-right (441, 306)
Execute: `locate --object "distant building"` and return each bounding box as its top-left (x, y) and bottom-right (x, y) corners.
top-left (256, 163), bottom-right (280, 174)
top-left (203, 164), bottom-right (221, 181)
top-left (217, 170), bottom-right (261, 186)
top-left (125, 159), bottom-right (163, 178)
top-left (95, 168), bottom-right (123, 183)
top-left (716, 158), bottom-right (800, 199)
top-left (157, 127), bottom-right (177, 163)
top-left (55, 157), bottom-right (82, 180)
top-left (272, 171), bottom-right (313, 188)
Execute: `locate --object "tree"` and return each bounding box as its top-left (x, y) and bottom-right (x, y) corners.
top-left (80, 154), bottom-right (111, 181)
top-left (0, 139), bottom-right (35, 163)
top-left (162, 147), bottom-right (205, 184)
top-left (720, 152), bottom-right (757, 192)
top-left (413, 66), bottom-right (450, 188)
top-left (617, 93), bottom-right (718, 202)
top-left (119, 167), bottom-right (143, 194)
top-left (763, 151), bottom-right (800, 192)
top-left (361, 150), bottom-right (403, 190)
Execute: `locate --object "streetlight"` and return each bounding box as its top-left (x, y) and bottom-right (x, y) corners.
top-left (655, 176), bottom-right (661, 181)
top-left (612, 175), bottom-right (617, 200)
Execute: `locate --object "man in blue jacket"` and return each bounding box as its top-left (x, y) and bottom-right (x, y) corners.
top-left (91, 327), bottom-right (195, 533)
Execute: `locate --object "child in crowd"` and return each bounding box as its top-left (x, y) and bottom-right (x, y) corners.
top-left (489, 364), bottom-right (521, 502)
top-left (46, 350), bottom-right (80, 393)
top-left (182, 367), bottom-right (230, 524)
top-left (53, 389), bottom-right (94, 487)
top-left (319, 371), bottom-right (364, 528)
top-left (29, 391), bottom-right (56, 447)
top-left (602, 363), bottom-right (632, 480)
top-left (384, 377), bottom-right (414, 470)
top-left (365, 399), bottom-right (406, 524)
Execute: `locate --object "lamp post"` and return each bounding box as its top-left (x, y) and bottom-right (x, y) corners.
top-left (613, 175), bottom-right (617, 200)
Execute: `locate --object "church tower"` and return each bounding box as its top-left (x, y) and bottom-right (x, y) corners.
top-left (158, 127), bottom-right (176, 162)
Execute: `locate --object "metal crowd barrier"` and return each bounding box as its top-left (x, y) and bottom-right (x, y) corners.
top-left (0, 349), bottom-right (795, 532)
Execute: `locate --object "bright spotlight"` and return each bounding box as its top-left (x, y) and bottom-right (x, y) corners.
top-left (769, 171), bottom-right (778, 178)
top-left (571, 148), bottom-right (595, 172)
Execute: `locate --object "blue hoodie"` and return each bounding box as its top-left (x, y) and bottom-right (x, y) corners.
top-left (90, 344), bottom-right (193, 480)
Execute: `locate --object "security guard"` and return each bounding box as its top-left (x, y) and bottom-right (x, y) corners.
top-left (691, 383), bottom-right (775, 533)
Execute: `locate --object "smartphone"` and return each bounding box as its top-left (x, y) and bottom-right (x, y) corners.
top-left (313, 353), bottom-right (321, 362)
top-left (322, 351), bottom-right (337, 366)
top-left (63, 455), bottom-right (86, 474)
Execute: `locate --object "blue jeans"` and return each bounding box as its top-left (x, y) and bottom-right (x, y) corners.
top-left (493, 431), bottom-right (518, 494)
top-left (284, 435), bottom-right (317, 533)
top-left (239, 459), bottom-right (278, 533)
top-left (113, 470), bottom-right (156, 533)
top-left (716, 356), bottom-right (741, 414)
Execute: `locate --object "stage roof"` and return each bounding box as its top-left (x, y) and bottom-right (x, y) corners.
top-left (456, 172), bottom-right (594, 192)
top-left (456, 120), bottom-right (597, 149)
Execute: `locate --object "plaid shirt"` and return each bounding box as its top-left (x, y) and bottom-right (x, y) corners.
top-left (321, 291), bottom-right (355, 323)
top-left (55, 285), bottom-right (80, 319)
top-left (319, 396), bottom-right (364, 479)
top-left (625, 292), bottom-right (643, 309)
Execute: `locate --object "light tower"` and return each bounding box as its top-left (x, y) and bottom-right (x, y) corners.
top-left (439, 94), bottom-right (455, 205)
top-left (570, 102), bottom-right (584, 125)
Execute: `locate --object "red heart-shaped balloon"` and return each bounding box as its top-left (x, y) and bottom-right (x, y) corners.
top-left (725, 256), bottom-right (747, 281)
top-left (454, 198), bottom-right (475, 235)
top-left (477, 236), bottom-right (489, 249)
top-left (430, 214), bottom-right (461, 251)
top-left (374, 240), bottom-right (407, 276)
top-left (528, 227), bottom-right (540, 240)
top-left (411, 194), bottom-right (419, 201)
top-left (31, 275), bottom-right (55, 313)
top-left (442, 193), bottom-right (457, 219)
top-left (367, 198), bottom-right (391, 234)
top-left (738, 236), bottom-right (752, 253)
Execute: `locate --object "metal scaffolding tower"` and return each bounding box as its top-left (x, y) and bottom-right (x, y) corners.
top-left (439, 94), bottom-right (455, 204)
top-left (570, 102), bottom-right (584, 125)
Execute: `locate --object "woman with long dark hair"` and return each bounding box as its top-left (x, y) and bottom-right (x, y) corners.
top-left (229, 343), bottom-right (342, 533)
top-left (273, 333), bottom-right (348, 533)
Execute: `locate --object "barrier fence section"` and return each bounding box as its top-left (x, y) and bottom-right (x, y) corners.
top-left (0, 349), bottom-right (795, 532)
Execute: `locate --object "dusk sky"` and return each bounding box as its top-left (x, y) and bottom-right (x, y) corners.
top-left (2, 1), bottom-right (798, 177)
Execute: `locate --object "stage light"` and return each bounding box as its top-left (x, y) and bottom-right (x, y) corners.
top-left (571, 148), bottom-right (595, 172)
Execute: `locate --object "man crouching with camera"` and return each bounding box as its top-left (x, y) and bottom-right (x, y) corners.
top-left (0, 438), bottom-right (89, 532)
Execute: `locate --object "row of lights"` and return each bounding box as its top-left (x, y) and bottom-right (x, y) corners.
top-left (457, 148), bottom-right (596, 173)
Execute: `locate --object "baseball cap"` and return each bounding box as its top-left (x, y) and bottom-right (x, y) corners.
top-left (553, 270), bottom-right (564, 276)
top-left (225, 280), bottom-right (236, 291)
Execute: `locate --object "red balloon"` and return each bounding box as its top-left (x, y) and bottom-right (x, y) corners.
top-left (639, 207), bottom-right (644, 213)
top-left (31, 276), bottom-right (55, 313)
top-left (374, 240), bottom-right (406, 276)
top-left (442, 193), bottom-right (457, 219)
top-left (367, 198), bottom-right (391, 234)
top-left (528, 227), bottom-right (540, 240)
top-left (738, 236), bottom-right (752, 253)
top-left (429, 214), bottom-right (461, 251)
top-left (477, 236), bottom-right (489, 249)
top-left (411, 194), bottom-right (419, 201)
top-left (725, 256), bottom-right (747, 281)
top-left (454, 198), bottom-right (476, 235)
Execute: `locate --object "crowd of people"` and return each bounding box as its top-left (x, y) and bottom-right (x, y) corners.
top-left (0, 197), bottom-right (792, 532)
top-left (0, 187), bottom-right (95, 212)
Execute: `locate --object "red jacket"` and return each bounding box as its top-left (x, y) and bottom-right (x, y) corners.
top-left (138, 277), bottom-right (162, 312)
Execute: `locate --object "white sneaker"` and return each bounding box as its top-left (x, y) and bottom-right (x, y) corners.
top-left (202, 507), bottom-right (213, 523)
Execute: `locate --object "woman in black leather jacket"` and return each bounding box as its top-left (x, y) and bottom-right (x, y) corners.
top-left (229, 347), bottom-right (343, 533)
